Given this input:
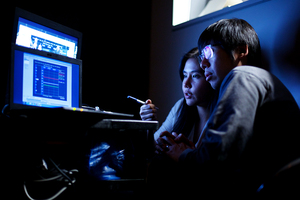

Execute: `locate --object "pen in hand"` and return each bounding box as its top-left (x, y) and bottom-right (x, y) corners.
top-left (127, 96), bottom-right (159, 110)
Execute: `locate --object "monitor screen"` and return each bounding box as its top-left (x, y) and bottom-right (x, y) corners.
top-left (11, 45), bottom-right (81, 109)
top-left (16, 17), bottom-right (78, 59)
top-left (12, 7), bottom-right (82, 59)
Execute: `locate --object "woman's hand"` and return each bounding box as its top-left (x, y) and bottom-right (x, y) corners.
top-left (139, 99), bottom-right (158, 121)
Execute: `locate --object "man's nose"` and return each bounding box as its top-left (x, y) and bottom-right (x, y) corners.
top-left (200, 58), bottom-right (210, 70)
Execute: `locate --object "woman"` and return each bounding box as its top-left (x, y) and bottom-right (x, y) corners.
top-left (140, 47), bottom-right (216, 197)
top-left (140, 47), bottom-right (215, 147)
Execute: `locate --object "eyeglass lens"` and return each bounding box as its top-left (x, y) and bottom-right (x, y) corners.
top-left (203, 45), bottom-right (213, 60)
top-left (199, 45), bottom-right (213, 62)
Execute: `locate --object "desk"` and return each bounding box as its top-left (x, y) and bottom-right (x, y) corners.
top-left (86, 119), bottom-right (158, 179)
top-left (5, 115), bottom-right (158, 199)
top-left (91, 119), bottom-right (159, 130)
top-left (82, 119), bottom-right (159, 198)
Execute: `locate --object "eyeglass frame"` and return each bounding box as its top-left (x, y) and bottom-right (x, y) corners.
top-left (197, 44), bottom-right (223, 64)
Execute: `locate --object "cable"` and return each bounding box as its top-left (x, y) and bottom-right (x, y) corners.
top-left (24, 184), bottom-right (67, 200)
top-left (1, 104), bottom-right (10, 118)
top-left (23, 158), bottom-right (78, 200)
top-left (31, 169), bottom-right (78, 183)
top-left (48, 158), bottom-right (74, 184)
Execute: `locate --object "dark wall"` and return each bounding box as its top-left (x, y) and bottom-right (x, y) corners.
top-left (149, 0), bottom-right (300, 123)
top-left (2, 1), bottom-right (151, 117)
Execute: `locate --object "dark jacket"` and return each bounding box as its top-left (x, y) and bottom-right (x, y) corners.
top-left (179, 66), bottom-right (300, 196)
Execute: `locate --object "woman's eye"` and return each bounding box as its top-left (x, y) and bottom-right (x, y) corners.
top-left (183, 74), bottom-right (187, 78)
top-left (192, 74), bottom-right (201, 78)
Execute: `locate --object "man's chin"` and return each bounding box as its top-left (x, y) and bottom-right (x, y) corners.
top-left (209, 80), bottom-right (219, 90)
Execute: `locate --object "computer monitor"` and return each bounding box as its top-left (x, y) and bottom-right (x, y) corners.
top-left (12, 7), bottom-right (82, 59)
top-left (10, 45), bottom-right (82, 110)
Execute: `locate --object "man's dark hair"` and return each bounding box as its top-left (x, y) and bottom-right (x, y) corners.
top-left (198, 18), bottom-right (261, 67)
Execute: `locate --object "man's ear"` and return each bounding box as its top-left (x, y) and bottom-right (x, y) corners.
top-left (232, 45), bottom-right (249, 66)
top-left (237, 44), bottom-right (249, 58)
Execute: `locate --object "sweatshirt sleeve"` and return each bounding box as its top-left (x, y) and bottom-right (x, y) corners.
top-left (153, 98), bottom-right (184, 141)
top-left (179, 69), bottom-right (266, 165)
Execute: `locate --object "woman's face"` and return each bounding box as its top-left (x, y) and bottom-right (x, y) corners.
top-left (182, 58), bottom-right (212, 107)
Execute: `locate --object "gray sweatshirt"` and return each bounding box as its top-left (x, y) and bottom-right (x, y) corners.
top-left (179, 65), bottom-right (300, 193)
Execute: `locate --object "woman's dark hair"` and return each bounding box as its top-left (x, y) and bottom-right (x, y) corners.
top-left (179, 47), bottom-right (200, 81)
top-left (198, 18), bottom-right (262, 67)
top-left (172, 48), bottom-right (203, 136)
top-left (172, 99), bottom-right (199, 136)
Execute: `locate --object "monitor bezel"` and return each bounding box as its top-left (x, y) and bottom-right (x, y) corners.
top-left (10, 44), bottom-right (82, 111)
top-left (12, 7), bottom-right (82, 59)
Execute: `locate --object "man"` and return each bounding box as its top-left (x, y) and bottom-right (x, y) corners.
top-left (157, 19), bottom-right (300, 197)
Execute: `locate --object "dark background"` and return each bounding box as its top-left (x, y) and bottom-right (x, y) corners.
top-left (2, 2), bottom-right (152, 198)
top-left (2, 1), bottom-right (152, 118)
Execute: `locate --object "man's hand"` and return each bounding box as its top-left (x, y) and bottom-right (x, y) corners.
top-left (156, 131), bottom-right (195, 162)
top-left (173, 132), bottom-right (195, 148)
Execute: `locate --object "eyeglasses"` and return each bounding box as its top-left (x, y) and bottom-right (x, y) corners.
top-left (198, 44), bottom-right (214, 63)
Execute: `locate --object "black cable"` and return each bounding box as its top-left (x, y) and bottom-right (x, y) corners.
top-left (48, 158), bottom-right (74, 185)
top-left (23, 158), bottom-right (78, 200)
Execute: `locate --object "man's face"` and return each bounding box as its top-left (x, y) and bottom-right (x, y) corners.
top-left (199, 45), bottom-right (237, 90)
